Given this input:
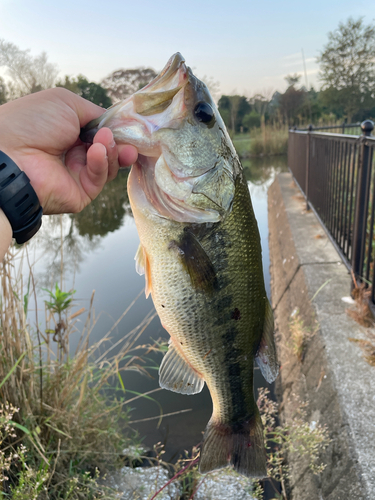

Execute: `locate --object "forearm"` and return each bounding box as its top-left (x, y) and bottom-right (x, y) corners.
top-left (0, 209), bottom-right (12, 262)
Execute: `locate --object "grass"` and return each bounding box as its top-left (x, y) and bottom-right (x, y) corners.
top-left (232, 125), bottom-right (289, 158)
top-left (347, 274), bottom-right (374, 329)
top-left (348, 274), bottom-right (375, 367)
top-left (0, 238), bottom-right (328, 499)
top-left (288, 308), bottom-right (314, 362)
top-left (0, 245), bottom-right (158, 499)
top-left (349, 333), bottom-right (375, 367)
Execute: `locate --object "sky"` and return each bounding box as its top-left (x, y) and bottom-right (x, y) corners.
top-left (0, 0), bottom-right (373, 98)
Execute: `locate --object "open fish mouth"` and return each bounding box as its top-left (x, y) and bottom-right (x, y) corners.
top-left (140, 52), bottom-right (187, 94)
top-left (80, 53), bottom-right (189, 144)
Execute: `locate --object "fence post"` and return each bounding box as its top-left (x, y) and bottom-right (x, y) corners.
top-left (351, 120), bottom-right (374, 287)
top-left (305, 124), bottom-right (313, 210)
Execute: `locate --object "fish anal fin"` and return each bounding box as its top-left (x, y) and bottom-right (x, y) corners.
top-left (199, 410), bottom-right (267, 478)
top-left (134, 244), bottom-right (152, 298)
top-left (159, 340), bottom-right (205, 395)
top-left (169, 230), bottom-right (217, 294)
top-left (255, 299), bottom-right (279, 383)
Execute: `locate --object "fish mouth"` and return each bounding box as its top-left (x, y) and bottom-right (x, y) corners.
top-left (80, 53), bottom-right (188, 144)
top-left (141, 52), bottom-right (187, 93)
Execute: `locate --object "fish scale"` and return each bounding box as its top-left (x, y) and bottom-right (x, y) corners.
top-left (80, 52), bottom-right (278, 478)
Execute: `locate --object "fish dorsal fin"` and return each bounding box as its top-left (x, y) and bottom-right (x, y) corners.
top-left (169, 230), bottom-right (218, 294)
top-left (255, 300), bottom-right (279, 383)
top-left (134, 244), bottom-right (152, 298)
top-left (159, 340), bottom-right (205, 395)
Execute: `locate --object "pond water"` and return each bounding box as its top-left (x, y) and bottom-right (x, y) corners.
top-left (26, 155), bottom-right (287, 464)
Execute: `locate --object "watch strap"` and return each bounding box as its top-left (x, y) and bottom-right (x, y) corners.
top-left (0, 151), bottom-right (43, 244)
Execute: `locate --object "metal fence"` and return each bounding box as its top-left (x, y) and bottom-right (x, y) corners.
top-left (288, 121), bottom-right (375, 303)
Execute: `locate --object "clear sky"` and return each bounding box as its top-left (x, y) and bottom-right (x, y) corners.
top-left (0, 0), bottom-right (373, 97)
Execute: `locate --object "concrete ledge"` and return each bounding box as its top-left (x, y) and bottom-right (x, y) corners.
top-left (268, 172), bottom-right (375, 499)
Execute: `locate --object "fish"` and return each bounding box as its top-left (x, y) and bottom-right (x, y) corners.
top-left (80, 53), bottom-right (279, 478)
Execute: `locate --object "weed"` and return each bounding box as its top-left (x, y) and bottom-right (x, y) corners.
top-left (254, 388), bottom-right (329, 500)
top-left (346, 275), bottom-right (374, 328)
top-left (288, 308), bottom-right (314, 362)
top-left (0, 246), bottom-right (158, 499)
top-left (349, 331), bottom-right (375, 366)
top-left (232, 126), bottom-right (289, 158)
top-left (249, 126), bottom-right (288, 157)
top-left (146, 390), bottom-right (329, 500)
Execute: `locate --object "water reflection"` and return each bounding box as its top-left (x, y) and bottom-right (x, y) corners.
top-left (28, 156), bottom-right (287, 463)
top-left (73, 169), bottom-right (132, 239)
top-left (242, 156), bottom-right (285, 185)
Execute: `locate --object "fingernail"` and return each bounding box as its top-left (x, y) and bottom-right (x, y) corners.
top-left (110, 140), bottom-right (116, 149)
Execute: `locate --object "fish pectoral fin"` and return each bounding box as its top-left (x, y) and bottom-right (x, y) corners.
top-left (135, 244), bottom-right (145, 276)
top-left (159, 340), bottom-right (205, 395)
top-left (255, 299), bottom-right (279, 383)
top-left (169, 231), bottom-right (218, 294)
top-left (134, 244), bottom-right (152, 298)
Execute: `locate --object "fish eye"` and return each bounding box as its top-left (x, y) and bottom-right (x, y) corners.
top-left (194, 102), bottom-right (214, 124)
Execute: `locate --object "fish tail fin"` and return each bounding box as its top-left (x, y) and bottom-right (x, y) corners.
top-left (199, 409), bottom-right (267, 478)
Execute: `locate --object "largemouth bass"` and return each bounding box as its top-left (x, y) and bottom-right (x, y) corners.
top-left (80, 53), bottom-right (278, 478)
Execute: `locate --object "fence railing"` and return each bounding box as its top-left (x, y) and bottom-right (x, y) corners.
top-left (288, 120), bottom-right (375, 303)
top-left (294, 122), bottom-right (362, 135)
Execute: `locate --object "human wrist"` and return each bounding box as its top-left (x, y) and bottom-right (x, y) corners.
top-left (0, 208), bottom-right (12, 260)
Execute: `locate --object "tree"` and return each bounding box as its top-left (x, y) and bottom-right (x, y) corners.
top-left (57, 75), bottom-right (112, 108)
top-left (218, 95), bottom-right (250, 133)
top-left (0, 77), bottom-right (7, 104)
top-left (278, 75), bottom-right (306, 125)
top-left (101, 67), bottom-right (157, 103)
top-left (0, 39), bottom-right (58, 98)
top-left (285, 74), bottom-right (301, 87)
top-left (249, 90), bottom-right (274, 127)
top-left (318, 18), bottom-right (375, 121)
top-left (242, 110), bottom-right (261, 130)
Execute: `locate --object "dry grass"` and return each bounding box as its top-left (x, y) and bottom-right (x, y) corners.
top-left (347, 274), bottom-right (375, 367)
top-left (349, 332), bottom-right (375, 367)
top-left (249, 125), bottom-right (289, 157)
top-left (346, 276), bottom-right (374, 328)
top-left (232, 125), bottom-right (289, 158)
top-left (0, 246), bottom-right (158, 499)
top-left (288, 308), bottom-right (314, 362)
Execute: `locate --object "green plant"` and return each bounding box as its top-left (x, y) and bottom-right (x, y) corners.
top-left (44, 283), bottom-right (75, 317)
top-left (253, 388), bottom-right (329, 500)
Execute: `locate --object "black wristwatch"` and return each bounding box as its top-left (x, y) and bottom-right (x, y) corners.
top-left (0, 151), bottom-right (43, 244)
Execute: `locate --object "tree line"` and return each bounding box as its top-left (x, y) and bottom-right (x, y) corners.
top-left (1, 17), bottom-right (374, 130)
top-left (219, 18), bottom-right (375, 131)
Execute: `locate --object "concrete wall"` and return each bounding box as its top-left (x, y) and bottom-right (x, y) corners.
top-left (268, 173), bottom-right (375, 499)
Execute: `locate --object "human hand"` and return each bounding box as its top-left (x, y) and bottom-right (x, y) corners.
top-left (0, 88), bottom-right (138, 215)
